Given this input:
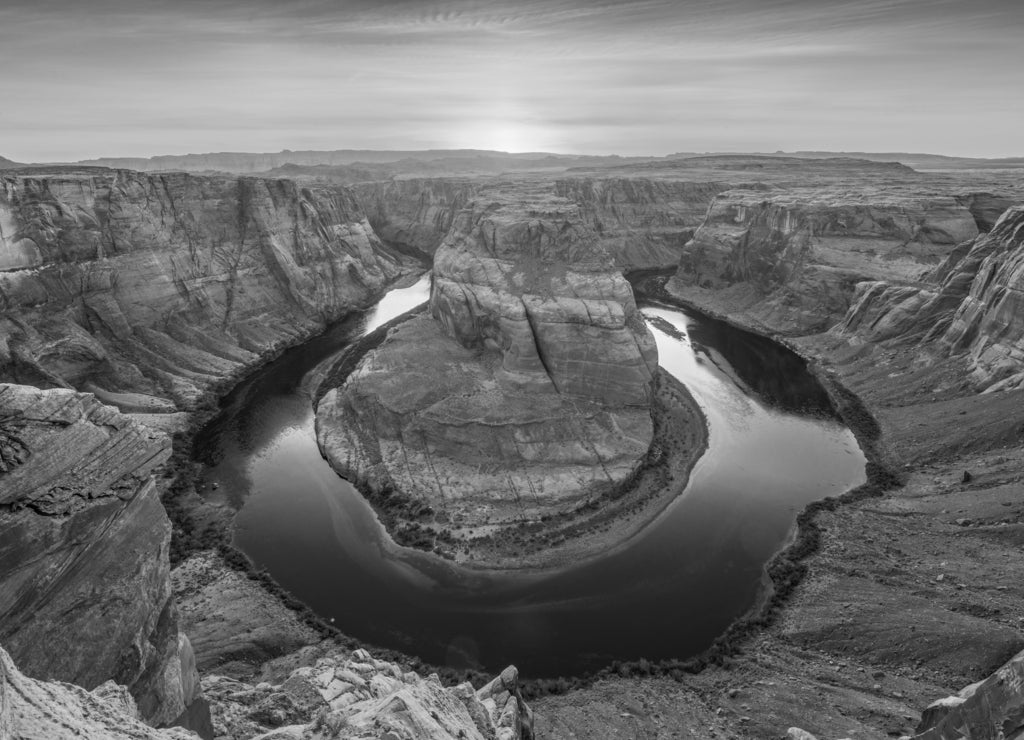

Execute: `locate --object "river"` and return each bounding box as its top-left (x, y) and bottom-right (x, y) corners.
top-left (196, 273), bottom-right (865, 677)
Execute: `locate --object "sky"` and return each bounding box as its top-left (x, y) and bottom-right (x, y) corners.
top-left (2, 0), bottom-right (1022, 162)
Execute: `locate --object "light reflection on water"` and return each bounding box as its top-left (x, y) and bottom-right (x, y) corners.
top-left (200, 275), bottom-right (865, 676)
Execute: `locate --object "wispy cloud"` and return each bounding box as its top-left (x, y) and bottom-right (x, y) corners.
top-left (1, 0), bottom-right (1021, 160)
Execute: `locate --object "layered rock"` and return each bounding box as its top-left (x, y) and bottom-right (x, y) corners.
top-left (0, 170), bottom-right (401, 411)
top-left (203, 648), bottom-right (532, 740)
top-left (0, 384), bottom-right (199, 726)
top-left (913, 646), bottom-right (1024, 739)
top-left (353, 178), bottom-right (480, 256)
top-left (554, 177), bottom-right (728, 269)
top-left (1, 643), bottom-right (532, 740)
top-left (670, 188), bottom-right (980, 333)
top-left (354, 176), bottom-right (726, 271)
top-left (0, 646), bottom-right (199, 740)
top-left (317, 189), bottom-right (658, 525)
top-left (837, 205), bottom-right (1024, 391)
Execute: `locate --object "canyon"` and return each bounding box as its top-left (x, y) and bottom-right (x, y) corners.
top-left (2, 152), bottom-right (1024, 739)
top-left (315, 184), bottom-right (676, 546)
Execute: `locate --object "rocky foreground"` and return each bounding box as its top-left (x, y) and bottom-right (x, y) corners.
top-left (1, 643), bottom-right (532, 740)
top-left (316, 184), bottom-right (670, 541)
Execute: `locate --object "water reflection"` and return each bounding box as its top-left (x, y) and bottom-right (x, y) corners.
top-left (199, 276), bottom-right (865, 676)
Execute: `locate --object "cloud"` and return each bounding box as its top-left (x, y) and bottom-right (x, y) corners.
top-left (1, 0), bottom-right (1021, 160)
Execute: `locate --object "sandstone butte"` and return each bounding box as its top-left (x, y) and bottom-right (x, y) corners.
top-left (3, 154), bottom-right (1024, 738)
top-left (315, 187), bottom-right (663, 533)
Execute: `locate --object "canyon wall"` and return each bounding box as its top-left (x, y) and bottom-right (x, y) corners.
top-left (0, 169), bottom-right (402, 412)
top-left (353, 178), bottom-right (480, 256)
top-left (839, 205), bottom-right (1024, 391)
top-left (554, 177), bottom-right (728, 269)
top-left (352, 176), bottom-right (723, 271)
top-left (669, 189), bottom-right (980, 333)
top-left (0, 384), bottom-right (199, 726)
top-left (317, 187), bottom-right (659, 526)
top-left (0, 169), bottom-right (407, 731)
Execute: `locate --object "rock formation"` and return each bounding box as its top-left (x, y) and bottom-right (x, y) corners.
top-left (354, 176), bottom-right (726, 271)
top-left (912, 646), bottom-right (1024, 739)
top-left (0, 169), bottom-right (401, 412)
top-left (1, 642), bottom-right (533, 740)
top-left (838, 205), bottom-right (1024, 390)
top-left (204, 648), bottom-right (531, 740)
top-left (670, 188), bottom-right (980, 333)
top-left (353, 178), bottom-right (479, 257)
top-left (317, 188), bottom-right (659, 527)
top-left (0, 646), bottom-right (200, 740)
top-left (0, 383), bottom-right (200, 726)
top-left (554, 177), bottom-right (728, 269)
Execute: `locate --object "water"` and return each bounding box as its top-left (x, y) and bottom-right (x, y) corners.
top-left (197, 274), bottom-right (865, 677)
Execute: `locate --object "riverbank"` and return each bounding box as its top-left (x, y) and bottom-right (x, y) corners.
top-left (410, 369), bottom-right (709, 572)
top-left (172, 269), bottom-right (869, 696)
top-left (530, 276), bottom-right (1024, 738)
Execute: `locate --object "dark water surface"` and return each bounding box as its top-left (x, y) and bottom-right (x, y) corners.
top-left (198, 274), bottom-right (865, 677)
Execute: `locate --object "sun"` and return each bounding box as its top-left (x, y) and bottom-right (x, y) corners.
top-left (457, 121), bottom-right (548, 154)
top-left (484, 125), bottom-right (540, 153)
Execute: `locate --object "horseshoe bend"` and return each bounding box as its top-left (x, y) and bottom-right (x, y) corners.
top-left (3, 4), bottom-right (1024, 733)
top-left (314, 187), bottom-right (709, 567)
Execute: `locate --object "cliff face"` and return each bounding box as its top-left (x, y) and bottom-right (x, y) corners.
top-left (670, 190), bottom-right (980, 333)
top-left (0, 170), bottom-right (401, 411)
top-left (353, 178), bottom-right (480, 256)
top-left (0, 384), bottom-right (198, 726)
top-left (554, 177), bottom-right (728, 269)
top-left (838, 206), bottom-right (1024, 391)
top-left (353, 176), bottom-right (725, 271)
top-left (0, 170), bottom-right (406, 731)
top-left (430, 194), bottom-right (658, 405)
top-left (0, 646), bottom-right (199, 740)
top-left (317, 188), bottom-right (658, 526)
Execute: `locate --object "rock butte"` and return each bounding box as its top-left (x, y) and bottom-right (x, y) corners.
top-left (316, 187), bottom-right (662, 528)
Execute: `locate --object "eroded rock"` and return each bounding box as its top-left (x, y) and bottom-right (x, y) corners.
top-left (0, 170), bottom-right (401, 410)
top-left (0, 646), bottom-right (199, 739)
top-left (204, 648), bottom-right (532, 740)
top-left (317, 187), bottom-right (658, 528)
top-left (0, 383), bottom-right (199, 726)
top-left (671, 188), bottom-right (979, 333)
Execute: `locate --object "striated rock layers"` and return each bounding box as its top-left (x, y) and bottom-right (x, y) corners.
top-left (354, 176), bottom-right (726, 271)
top-left (353, 178), bottom-right (480, 257)
top-left (0, 169), bottom-right (401, 412)
top-left (554, 177), bottom-right (728, 270)
top-left (317, 190), bottom-right (659, 526)
top-left (912, 645), bottom-right (1024, 739)
top-left (670, 188), bottom-right (980, 333)
top-left (839, 204), bottom-right (1024, 391)
top-left (0, 383), bottom-right (200, 726)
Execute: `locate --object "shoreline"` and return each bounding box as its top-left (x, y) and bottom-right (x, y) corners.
top-left (326, 368), bottom-right (711, 574)
top-left (168, 266), bottom-right (898, 700)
